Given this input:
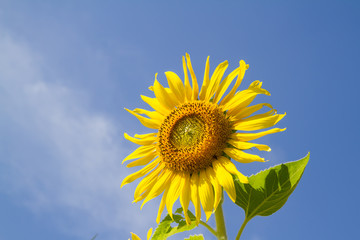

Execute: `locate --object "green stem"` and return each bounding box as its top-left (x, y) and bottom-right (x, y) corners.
top-left (200, 220), bottom-right (217, 236)
top-left (214, 198), bottom-right (227, 240)
top-left (235, 218), bottom-right (249, 240)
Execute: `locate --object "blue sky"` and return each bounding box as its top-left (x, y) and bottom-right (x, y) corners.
top-left (0, 1), bottom-right (359, 239)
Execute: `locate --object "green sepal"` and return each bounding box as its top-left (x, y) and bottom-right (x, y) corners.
top-left (234, 153), bottom-right (310, 220)
top-left (151, 208), bottom-right (198, 240)
top-left (185, 235), bottom-right (204, 240)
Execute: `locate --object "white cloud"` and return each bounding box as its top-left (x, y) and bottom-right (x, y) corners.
top-left (0, 33), bottom-right (158, 239)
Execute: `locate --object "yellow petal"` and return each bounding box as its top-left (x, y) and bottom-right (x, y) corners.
top-left (205, 167), bottom-right (222, 211)
top-left (156, 188), bottom-right (168, 224)
top-left (122, 145), bottom-right (156, 163)
top-left (124, 133), bottom-right (156, 145)
top-left (180, 173), bottom-right (191, 225)
top-left (218, 156), bottom-right (248, 183)
top-left (224, 148), bottom-right (266, 163)
top-left (134, 163), bottom-right (164, 201)
top-left (141, 95), bottom-right (170, 116)
top-left (212, 160), bottom-right (236, 202)
top-left (165, 86), bottom-right (181, 103)
top-left (222, 81), bottom-right (270, 112)
top-left (153, 77), bottom-right (178, 111)
top-left (241, 108), bottom-right (277, 121)
top-left (199, 170), bottom-right (214, 221)
top-left (190, 173), bottom-right (201, 224)
top-left (130, 232), bottom-right (141, 240)
top-left (147, 228), bottom-right (153, 240)
top-left (230, 128), bottom-right (286, 141)
top-left (125, 108), bottom-right (161, 129)
top-left (141, 169), bottom-right (173, 208)
top-left (185, 53), bottom-right (199, 100)
top-left (205, 60), bottom-right (228, 102)
top-left (126, 151), bottom-right (157, 168)
top-left (199, 56), bottom-right (210, 100)
top-left (213, 66), bottom-right (240, 104)
top-left (134, 133), bottom-right (157, 138)
top-left (228, 139), bottom-right (271, 152)
top-left (230, 103), bottom-right (273, 121)
top-left (220, 60), bottom-right (249, 106)
top-left (121, 159), bottom-right (159, 188)
top-left (232, 113), bottom-right (286, 131)
top-left (182, 56), bottom-right (192, 102)
top-left (165, 71), bottom-right (185, 103)
top-left (134, 187), bottom-right (152, 203)
top-left (133, 108), bottom-right (164, 122)
top-left (166, 172), bottom-right (184, 219)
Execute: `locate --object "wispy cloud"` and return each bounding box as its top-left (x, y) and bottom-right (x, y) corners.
top-left (0, 33), bottom-right (157, 239)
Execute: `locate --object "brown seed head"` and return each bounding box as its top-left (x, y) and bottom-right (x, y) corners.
top-left (158, 101), bottom-right (232, 173)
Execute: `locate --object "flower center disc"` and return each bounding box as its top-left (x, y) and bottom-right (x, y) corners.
top-left (170, 116), bottom-right (204, 148)
top-left (158, 101), bottom-right (232, 173)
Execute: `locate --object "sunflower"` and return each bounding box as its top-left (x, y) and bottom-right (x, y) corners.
top-left (121, 54), bottom-right (285, 224)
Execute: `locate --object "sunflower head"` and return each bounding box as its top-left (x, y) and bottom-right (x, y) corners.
top-left (158, 101), bottom-right (232, 173)
top-left (121, 53), bottom-right (286, 224)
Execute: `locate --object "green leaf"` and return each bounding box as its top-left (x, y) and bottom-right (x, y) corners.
top-left (185, 234), bottom-right (204, 240)
top-left (151, 208), bottom-right (199, 240)
top-left (234, 153), bottom-right (310, 221)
